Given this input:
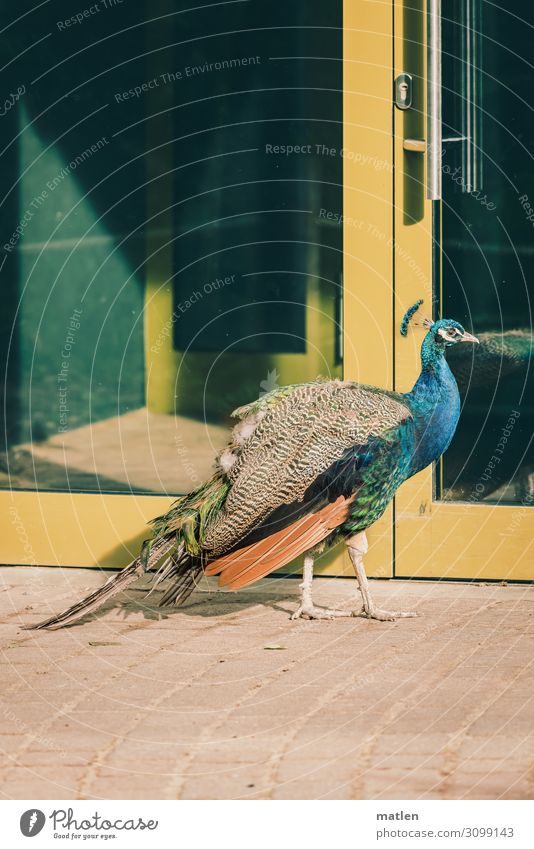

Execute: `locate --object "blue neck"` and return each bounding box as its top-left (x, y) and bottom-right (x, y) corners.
top-left (403, 340), bottom-right (461, 476)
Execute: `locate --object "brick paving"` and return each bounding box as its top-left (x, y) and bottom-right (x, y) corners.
top-left (1, 566), bottom-right (534, 800)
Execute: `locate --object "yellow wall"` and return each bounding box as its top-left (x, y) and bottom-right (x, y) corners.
top-left (343, 0), bottom-right (395, 577)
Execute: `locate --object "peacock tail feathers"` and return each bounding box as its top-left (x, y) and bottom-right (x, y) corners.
top-left (27, 474), bottom-right (232, 629)
top-left (143, 471), bottom-right (231, 564)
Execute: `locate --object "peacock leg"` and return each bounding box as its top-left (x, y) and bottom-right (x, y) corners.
top-left (346, 532), bottom-right (418, 621)
top-left (290, 554), bottom-right (355, 620)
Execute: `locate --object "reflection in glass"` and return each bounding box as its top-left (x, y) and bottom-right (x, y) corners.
top-left (440, 0), bottom-right (533, 504)
top-left (0, 1), bottom-right (342, 494)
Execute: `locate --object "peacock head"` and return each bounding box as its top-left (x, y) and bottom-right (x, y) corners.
top-left (400, 300), bottom-right (479, 348)
top-left (428, 318), bottom-right (479, 347)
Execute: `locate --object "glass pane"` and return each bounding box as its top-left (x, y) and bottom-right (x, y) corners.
top-left (1, 0), bottom-right (342, 494)
top-left (440, 0), bottom-right (533, 504)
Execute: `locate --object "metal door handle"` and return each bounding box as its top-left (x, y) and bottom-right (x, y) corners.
top-left (426, 0), bottom-right (442, 200)
top-left (462, 0), bottom-right (482, 192)
top-left (397, 1), bottom-right (442, 199)
top-left (403, 139), bottom-right (426, 152)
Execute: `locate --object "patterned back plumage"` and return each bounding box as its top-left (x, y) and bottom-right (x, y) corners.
top-left (204, 380), bottom-right (411, 555)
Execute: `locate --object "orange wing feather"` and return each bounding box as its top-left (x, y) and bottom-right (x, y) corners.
top-left (204, 495), bottom-right (353, 591)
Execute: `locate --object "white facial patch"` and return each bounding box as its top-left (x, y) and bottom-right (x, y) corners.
top-left (436, 327), bottom-right (460, 343)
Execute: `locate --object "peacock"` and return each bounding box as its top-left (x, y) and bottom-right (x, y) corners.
top-left (445, 328), bottom-right (532, 501)
top-left (26, 300), bottom-right (478, 630)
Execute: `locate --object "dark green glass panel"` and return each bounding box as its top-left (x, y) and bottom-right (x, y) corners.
top-left (440, 0), bottom-right (533, 504)
top-left (0, 0), bottom-right (342, 494)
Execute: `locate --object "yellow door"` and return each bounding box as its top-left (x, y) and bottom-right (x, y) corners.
top-left (5, 1), bottom-right (528, 584)
top-left (1, 1), bottom-right (349, 575)
top-left (342, 0), bottom-right (395, 577)
top-left (393, 0), bottom-right (534, 580)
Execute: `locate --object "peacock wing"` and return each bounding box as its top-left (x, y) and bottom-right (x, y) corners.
top-left (203, 380), bottom-right (412, 559)
top-left (204, 494), bottom-right (355, 589)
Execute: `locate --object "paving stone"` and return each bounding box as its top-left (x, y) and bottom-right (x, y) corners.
top-left (1, 567), bottom-right (533, 799)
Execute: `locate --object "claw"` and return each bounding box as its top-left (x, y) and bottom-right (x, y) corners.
top-left (291, 604), bottom-right (355, 621)
top-left (360, 608), bottom-right (418, 621)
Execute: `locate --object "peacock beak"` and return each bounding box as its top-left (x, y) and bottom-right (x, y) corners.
top-left (460, 331), bottom-right (479, 344)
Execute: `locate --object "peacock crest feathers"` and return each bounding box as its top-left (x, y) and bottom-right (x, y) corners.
top-left (400, 299), bottom-right (424, 336)
top-left (400, 299), bottom-right (434, 337)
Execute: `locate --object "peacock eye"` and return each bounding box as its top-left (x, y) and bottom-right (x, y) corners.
top-left (437, 326), bottom-right (461, 343)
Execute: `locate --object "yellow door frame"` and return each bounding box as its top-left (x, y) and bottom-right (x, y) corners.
top-left (1, 2), bottom-right (351, 572)
top-left (392, 0), bottom-right (534, 581)
top-left (6, 2), bottom-right (525, 581)
top-left (342, 0), bottom-right (395, 577)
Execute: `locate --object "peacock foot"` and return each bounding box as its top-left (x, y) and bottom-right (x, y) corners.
top-left (291, 604), bottom-right (355, 621)
top-left (359, 606), bottom-right (418, 621)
